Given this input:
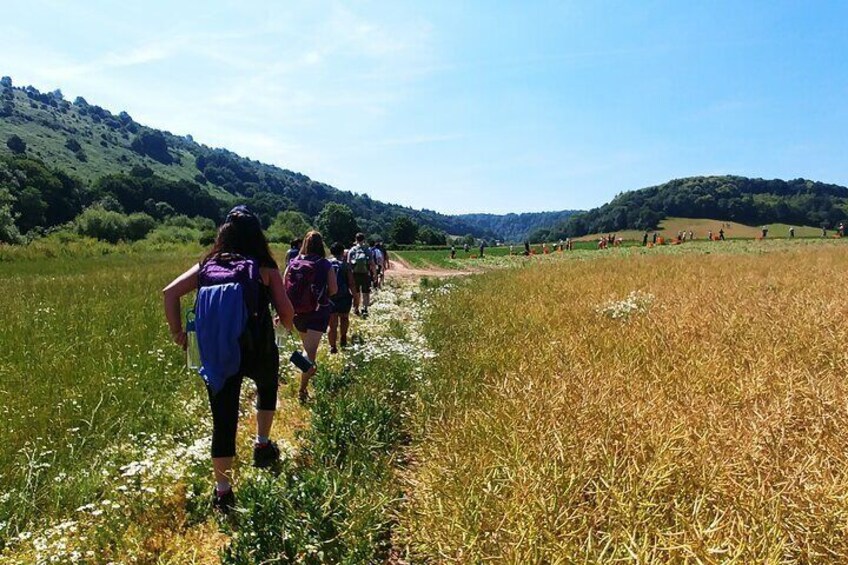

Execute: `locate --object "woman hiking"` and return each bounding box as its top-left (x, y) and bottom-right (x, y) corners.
top-left (284, 230), bottom-right (338, 403)
top-left (328, 241), bottom-right (355, 354)
top-left (162, 205), bottom-right (294, 514)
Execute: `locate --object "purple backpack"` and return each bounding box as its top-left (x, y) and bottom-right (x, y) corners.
top-left (194, 254), bottom-right (263, 393)
top-left (286, 256), bottom-right (325, 314)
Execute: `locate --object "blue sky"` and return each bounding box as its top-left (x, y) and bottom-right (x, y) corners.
top-left (2, 1), bottom-right (847, 214)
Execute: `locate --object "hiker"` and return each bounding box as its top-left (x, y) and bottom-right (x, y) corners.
top-left (285, 238), bottom-right (302, 267)
top-left (708, 230), bottom-right (713, 241)
top-left (822, 227), bottom-right (827, 238)
top-left (719, 228), bottom-right (725, 241)
top-left (380, 241), bottom-right (391, 271)
top-left (840, 223), bottom-right (845, 237)
top-left (372, 241), bottom-right (384, 289)
top-left (162, 205), bottom-right (294, 514)
top-left (328, 242), bottom-right (354, 354)
top-left (479, 241), bottom-right (486, 257)
top-left (543, 243), bottom-right (549, 254)
top-left (642, 232), bottom-right (648, 246)
top-left (285, 230), bottom-right (337, 403)
top-left (652, 232), bottom-right (658, 244)
top-left (789, 226), bottom-right (795, 238)
top-left (451, 245), bottom-right (457, 259)
top-left (348, 233), bottom-right (375, 317)
top-left (463, 243), bottom-right (469, 253)
top-left (566, 237), bottom-right (573, 251)
top-left (761, 226), bottom-right (768, 239)
top-left (524, 241), bottom-right (530, 255)
top-left (688, 230), bottom-right (694, 241)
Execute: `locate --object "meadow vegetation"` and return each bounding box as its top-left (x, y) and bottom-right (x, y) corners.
top-left (400, 239), bottom-right (848, 562)
top-left (3, 238), bottom-right (848, 563)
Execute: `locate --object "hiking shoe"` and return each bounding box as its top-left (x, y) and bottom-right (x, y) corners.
top-left (253, 440), bottom-right (281, 468)
top-left (362, 309), bottom-right (369, 318)
top-left (330, 346), bottom-right (338, 354)
top-left (212, 488), bottom-right (235, 515)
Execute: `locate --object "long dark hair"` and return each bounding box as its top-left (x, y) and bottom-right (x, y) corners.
top-left (203, 206), bottom-right (278, 268)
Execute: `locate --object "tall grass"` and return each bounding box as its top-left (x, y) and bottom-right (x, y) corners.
top-left (400, 241), bottom-right (848, 562)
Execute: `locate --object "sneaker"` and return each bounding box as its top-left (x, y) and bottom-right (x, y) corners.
top-left (330, 346), bottom-right (338, 354)
top-left (298, 389), bottom-right (311, 405)
top-left (253, 440), bottom-right (281, 468)
top-left (212, 488), bottom-right (235, 515)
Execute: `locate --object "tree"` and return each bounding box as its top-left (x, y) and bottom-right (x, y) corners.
top-left (6, 135), bottom-right (26, 154)
top-left (268, 210), bottom-right (311, 243)
top-left (0, 186), bottom-right (21, 244)
top-left (316, 203), bottom-right (358, 245)
top-left (390, 215), bottom-right (419, 245)
top-left (0, 76), bottom-right (11, 88)
top-left (130, 130), bottom-right (172, 164)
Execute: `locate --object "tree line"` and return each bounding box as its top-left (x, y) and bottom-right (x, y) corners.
top-left (0, 154), bottom-right (450, 247)
top-left (532, 176), bottom-right (848, 242)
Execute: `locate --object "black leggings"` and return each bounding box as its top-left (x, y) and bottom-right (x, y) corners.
top-left (207, 373), bottom-right (278, 458)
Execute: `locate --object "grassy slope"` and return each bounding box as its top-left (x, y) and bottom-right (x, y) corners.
top-left (574, 217), bottom-right (825, 241)
top-left (0, 90), bottom-right (202, 185)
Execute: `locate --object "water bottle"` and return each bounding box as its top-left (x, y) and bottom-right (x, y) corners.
top-left (276, 327), bottom-right (315, 372)
top-left (185, 310), bottom-right (201, 371)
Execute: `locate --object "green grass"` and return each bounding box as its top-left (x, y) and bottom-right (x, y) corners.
top-left (0, 251), bottom-right (206, 548)
top-left (394, 242), bottom-right (608, 269)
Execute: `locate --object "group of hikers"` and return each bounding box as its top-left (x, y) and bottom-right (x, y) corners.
top-left (162, 206), bottom-right (389, 513)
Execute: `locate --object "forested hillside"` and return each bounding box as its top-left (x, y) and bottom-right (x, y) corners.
top-left (0, 77), bottom-right (494, 244)
top-left (456, 210), bottom-right (579, 242)
top-left (538, 176), bottom-right (848, 241)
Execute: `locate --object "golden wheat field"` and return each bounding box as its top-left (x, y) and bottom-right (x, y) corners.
top-left (399, 240), bottom-right (848, 563)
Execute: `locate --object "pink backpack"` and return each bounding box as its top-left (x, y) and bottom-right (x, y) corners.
top-left (285, 257), bottom-right (324, 314)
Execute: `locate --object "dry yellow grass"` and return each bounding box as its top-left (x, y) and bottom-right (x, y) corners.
top-left (399, 241), bottom-right (848, 562)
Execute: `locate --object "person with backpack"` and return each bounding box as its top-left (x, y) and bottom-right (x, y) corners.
top-left (285, 230), bottom-right (338, 403)
top-left (162, 205), bottom-right (293, 515)
top-left (328, 242), bottom-right (355, 354)
top-left (372, 243), bottom-right (385, 289)
top-left (285, 238), bottom-right (302, 267)
top-left (377, 241), bottom-right (391, 272)
top-left (347, 233), bottom-right (374, 317)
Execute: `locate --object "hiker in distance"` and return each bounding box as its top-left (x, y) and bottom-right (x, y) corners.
top-left (347, 232), bottom-right (375, 318)
top-left (285, 238), bottom-right (302, 267)
top-left (328, 241), bottom-right (355, 354)
top-left (162, 205), bottom-right (294, 514)
top-left (284, 230), bottom-right (337, 403)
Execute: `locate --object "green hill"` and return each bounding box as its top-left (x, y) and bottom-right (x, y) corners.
top-left (455, 210), bottom-right (580, 242)
top-left (0, 77), bottom-right (495, 243)
top-left (540, 175), bottom-right (848, 241)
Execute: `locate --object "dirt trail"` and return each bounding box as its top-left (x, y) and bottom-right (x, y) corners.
top-left (386, 256), bottom-right (475, 279)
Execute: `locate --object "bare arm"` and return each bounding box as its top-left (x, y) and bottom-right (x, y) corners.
top-left (346, 266), bottom-right (355, 295)
top-left (264, 267), bottom-right (293, 332)
top-left (327, 263), bottom-right (339, 297)
top-left (162, 264), bottom-right (199, 348)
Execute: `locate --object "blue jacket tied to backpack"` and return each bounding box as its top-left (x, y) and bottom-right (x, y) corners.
top-left (194, 254), bottom-right (262, 395)
top-left (195, 282), bottom-right (248, 394)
